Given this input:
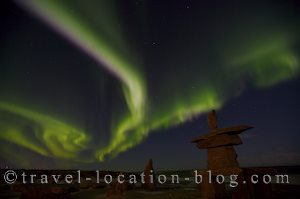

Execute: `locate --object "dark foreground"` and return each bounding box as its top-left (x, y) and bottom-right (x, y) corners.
top-left (0, 166), bottom-right (299, 199)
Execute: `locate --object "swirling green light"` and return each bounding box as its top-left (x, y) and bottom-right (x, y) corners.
top-left (0, 102), bottom-right (90, 160)
top-left (0, 0), bottom-right (298, 166)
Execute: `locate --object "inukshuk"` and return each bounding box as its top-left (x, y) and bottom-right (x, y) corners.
top-left (191, 110), bottom-right (253, 199)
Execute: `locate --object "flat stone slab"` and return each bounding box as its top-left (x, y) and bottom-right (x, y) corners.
top-left (196, 134), bottom-right (242, 149)
top-left (191, 125), bottom-right (253, 142)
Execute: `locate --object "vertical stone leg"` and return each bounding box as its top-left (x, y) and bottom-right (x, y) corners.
top-left (235, 169), bottom-right (273, 199)
top-left (213, 180), bottom-right (227, 199)
top-left (232, 174), bottom-right (251, 199)
top-left (200, 173), bottom-right (227, 199)
top-left (200, 172), bottom-right (215, 199)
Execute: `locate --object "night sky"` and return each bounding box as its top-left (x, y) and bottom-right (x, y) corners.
top-left (0, 0), bottom-right (300, 171)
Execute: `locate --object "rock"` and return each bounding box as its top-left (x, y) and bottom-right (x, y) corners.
top-left (197, 134), bottom-right (242, 149)
top-left (232, 168), bottom-right (275, 199)
top-left (199, 172), bottom-right (216, 199)
top-left (191, 125), bottom-right (253, 143)
top-left (217, 125), bottom-right (253, 135)
top-left (199, 172), bottom-right (228, 199)
top-left (106, 181), bottom-right (128, 197)
top-left (142, 159), bottom-right (156, 190)
top-left (208, 110), bottom-right (218, 133)
top-left (231, 174), bottom-right (252, 199)
top-left (207, 146), bottom-right (239, 170)
top-left (191, 110), bottom-right (252, 170)
top-left (191, 110), bottom-right (254, 198)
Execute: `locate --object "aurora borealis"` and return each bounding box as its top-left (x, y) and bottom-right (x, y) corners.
top-left (0, 0), bottom-right (300, 170)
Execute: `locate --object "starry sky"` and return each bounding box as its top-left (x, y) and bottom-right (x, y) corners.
top-left (0, 0), bottom-right (300, 171)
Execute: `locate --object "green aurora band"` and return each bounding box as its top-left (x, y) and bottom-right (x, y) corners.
top-left (0, 0), bottom-right (299, 166)
top-left (0, 103), bottom-right (90, 159)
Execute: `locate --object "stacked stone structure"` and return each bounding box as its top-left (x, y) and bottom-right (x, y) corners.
top-left (192, 110), bottom-right (253, 199)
